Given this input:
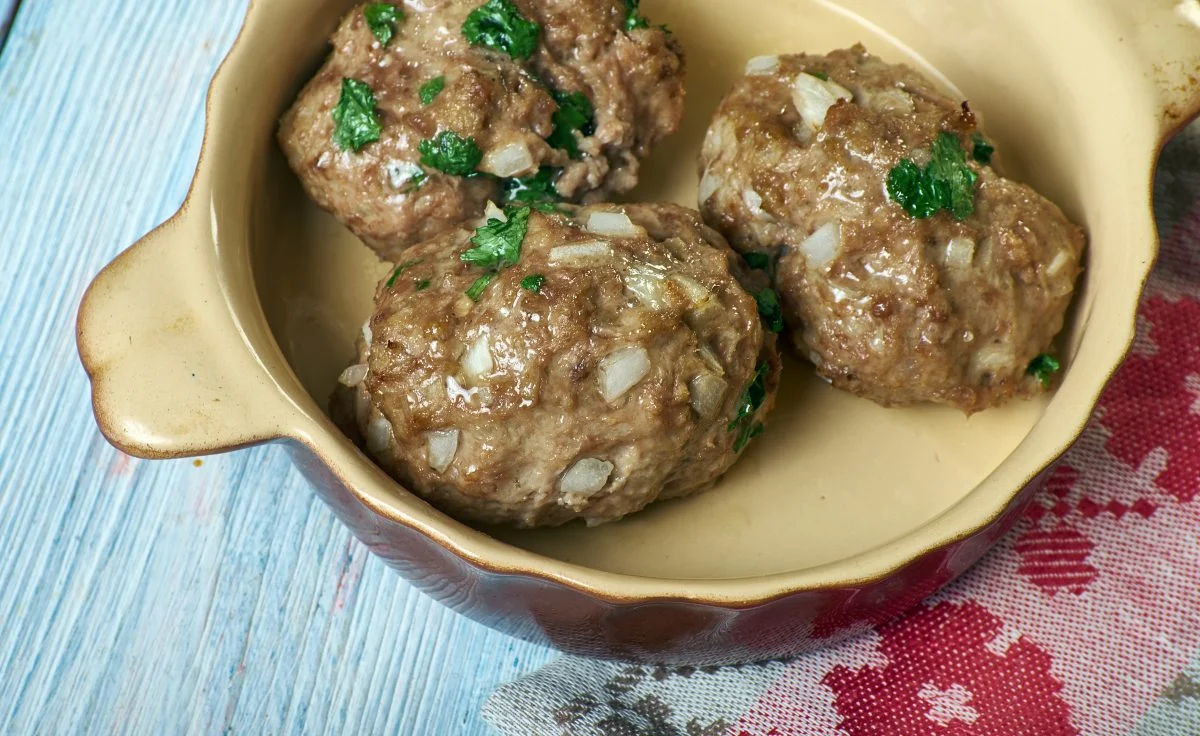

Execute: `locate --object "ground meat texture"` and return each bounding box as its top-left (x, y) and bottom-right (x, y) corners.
top-left (698, 46), bottom-right (1085, 413)
top-left (332, 203), bottom-right (780, 528)
top-left (279, 0), bottom-right (685, 262)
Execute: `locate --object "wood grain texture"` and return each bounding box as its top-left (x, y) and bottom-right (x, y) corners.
top-left (0, 1), bottom-right (554, 734)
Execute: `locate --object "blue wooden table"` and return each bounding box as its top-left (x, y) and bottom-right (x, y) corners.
top-left (0, 2), bottom-right (556, 732)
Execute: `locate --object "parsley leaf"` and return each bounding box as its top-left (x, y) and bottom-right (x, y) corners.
top-left (332, 78), bottom-right (383, 152)
top-left (462, 206), bottom-right (532, 269)
top-left (729, 360), bottom-right (770, 452)
top-left (501, 166), bottom-right (562, 205)
top-left (623, 0), bottom-right (650, 30)
top-left (972, 132), bottom-right (995, 165)
top-left (743, 252), bottom-right (771, 271)
top-left (405, 171), bottom-right (428, 192)
top-left (462, 0), bottom-right (541, 60)
top-left (386, 258), bottom-right (424, 288)
top-left (886, 131), bottom-right (979, 221)
top-left (461, 205), bottom-right (533, 300)
top-left (1027, 354), bottom-right (1061, 388)
top-left (418, 131), bottom-right (483, 176)
top-left (364, 3), bottom-right (403, 46)
top-left (521, 274), bottom-right (546, 292)
top-left (415, 279), bottom-right (432, 291)
top-left (754, 288), bottom-right (784, 333)
top-left (547, 90), bottom-right (595, 159)
top-left (466, 273), bottom-right (498, 301)
top-left (419, 76), bottom-right (446, 105)
top-left (810, 70), bottom-right (830, 81)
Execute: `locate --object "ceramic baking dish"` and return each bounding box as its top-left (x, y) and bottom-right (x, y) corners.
top-left (77, 0), bottom-right (1200, 663)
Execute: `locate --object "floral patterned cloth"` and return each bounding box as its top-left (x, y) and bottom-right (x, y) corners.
top-left (482, 124), bottom-right (1200, 736)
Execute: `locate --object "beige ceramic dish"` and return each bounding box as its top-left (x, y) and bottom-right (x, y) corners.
top-left (78, 0), bottom-right (1200, 663)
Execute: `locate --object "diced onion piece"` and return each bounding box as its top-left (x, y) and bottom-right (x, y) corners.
top-left (972, 344), bottom-right (1014, 376)
top-left (743, 189), bottom-right (764, 213)
top-left (697, 345), bottom-right (725, 375)
top-left (461, 334), bottom-right (494, 383)
top-left (362, 320), bottom-right (373, 346)
top-left (944, 236), bottom-right (976, 270)
top-left (625, 263), bottom-right (671, 310)
top-left (484, 142), bottom-right (534, 178)
top-left (699, 171), bottom-right (722, 204)
top-left (669, 274), bottom-right (714, 309)
top-left (384, 160), bottom-right (424, 190)
top-left (559, 458), bottom-right (615, 497)
top-left (426, 429), bottom-right (460, 473)
top-left (585, 211), bottom-right (643, 237)
top-left (800, 221), bottom-right (842, 269)
top-left (338, 364), bottom-right (369, 388)
top-left (483, 200), bottom-right (507, 223)
top-left (367, 414), bottom-right (394, 456)
top-left (550, 241), bottom-right (613, 265)
top-left (745, 55), bottom-right (780, 76)
top-left (599, 346), bottom-right (651, 402)
top-left (1046, 251), bottom-right (1071, 277)
top-left (792, 73), bottom-right (852, 131)
top-left (858, 87), bottom-right (914, 114)
top-left (689, 373), bottom-right (728, 419)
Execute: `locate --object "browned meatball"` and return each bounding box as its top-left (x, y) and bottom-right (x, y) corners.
top-left (334, 203), bottom-right (780, 528)
top-left (280, 0), bottom-right (685, 262)
top-left (699, 46), bottom-right (1085, 413)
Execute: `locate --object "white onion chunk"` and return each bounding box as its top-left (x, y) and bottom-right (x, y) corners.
top-left (426, 429), bottom-right (460, 473)
top-left (599, 346), bottom-right (651, 402)
top-left (559, 458), bottom-right (615, 498)
top-left (800, 221), bottom-right (842, 269)
top-left (585, 211), bottom-right (644, 237)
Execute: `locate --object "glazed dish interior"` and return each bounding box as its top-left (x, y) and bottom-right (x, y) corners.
top-left (246, 0), bottom-right (1150, 580)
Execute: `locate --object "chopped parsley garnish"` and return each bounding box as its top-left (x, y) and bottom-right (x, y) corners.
top-left (729, 360), bottom-right (770, 452)
top-left (810, 70), bottom-right (830, 81)
top-left (364, 3), bottom-right (403, 46)
top-left (521, 274), bottom-right (546, 292)
top-left (743, 252), bottom-right (772, 271)
top-left (754, 288), bottom-right (784, 333)
top-left (547, 90), bottom-right (596, 159)
top-left (1027, 354), bottom-right (1061, 388)
top-left (405, 171), bottom-right (428, 192)
top-left (972, 132), bottom-right (995, 165)
top-left (332, 78), bottom-right (382, 152)
top-left (415, 279), bottom-right (432, 291)
top-left (623, 0), bottom-right (650, 30)
top-left (501, 166), bottom-right (562, 206)
top-left (386, 258), bottom-right (423, 288)
top-left (418, 131), bottom-right (483, 176)
top-left (886, 131), bottom-right (979, 221)
top-left (462, 0), bottom-right (541, 60)
top-left (466, 273), bottom-right (498, 302)
top-left (419, 76), bottom-right (446, 105)
top-left (461, 205), bottom-right (533, 300)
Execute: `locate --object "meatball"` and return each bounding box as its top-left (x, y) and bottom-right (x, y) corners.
top-left (332, 203), bottom-right (780, 528)
top-left (280, 0), bottom-right (686, 262)
top-left (698, 46), bottom-right (1085, 413)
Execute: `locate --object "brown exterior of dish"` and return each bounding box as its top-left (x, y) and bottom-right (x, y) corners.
top-left (76, 0), bottom-right (1200, 662)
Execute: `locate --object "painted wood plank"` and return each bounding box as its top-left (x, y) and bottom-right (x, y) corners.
top-left (0, 1), bottom-right (554, 734)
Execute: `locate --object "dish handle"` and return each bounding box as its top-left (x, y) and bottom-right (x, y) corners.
top-left (77, 209), bottom-right (287, 459)
top-left (1131, 0), bottom-right (1200, 138)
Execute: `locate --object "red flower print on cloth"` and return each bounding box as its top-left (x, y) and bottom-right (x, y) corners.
top-left (1100, 295), bottom-right (1200, 503)
top-left (822, 600), bottom-right (1077, 735)
top-left (1013, 523), bottom-right (1098, 596)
